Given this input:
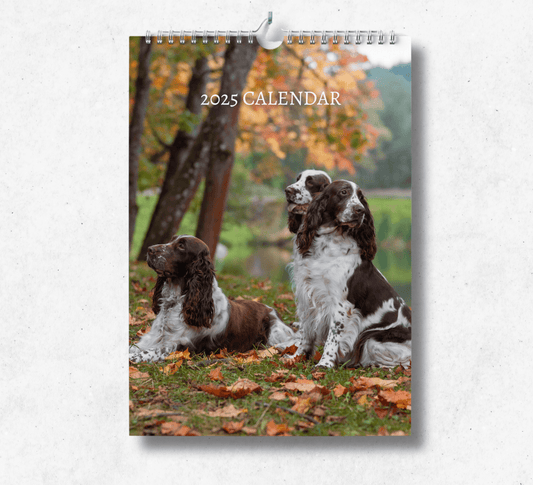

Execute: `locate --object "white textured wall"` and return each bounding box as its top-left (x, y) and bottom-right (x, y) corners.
top-left (1, 1), bottom-right (532, 483)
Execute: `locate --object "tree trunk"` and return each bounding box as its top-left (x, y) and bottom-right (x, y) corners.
top-left (196, 41), bottom-right (259, 256)
top-left (129, 39), bottom-right (153, 251)
top-left (137, 56), bottom-right (209, 261)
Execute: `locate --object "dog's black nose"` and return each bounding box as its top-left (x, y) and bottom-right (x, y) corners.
top-left (147, 246), bottom-right (155, 255)
top-left (285, 186), bottom-right (296, 196)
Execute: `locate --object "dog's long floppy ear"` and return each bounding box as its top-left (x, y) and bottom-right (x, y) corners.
top-left (296, 191), bottom-right (329, 255)
top-left (181, 248), bottom-right (216, 328)
top-left (288, 212), bottom-right (303, 234)
top-left (151, 276), bottom-right (165, 315)
top-left (350, 190), bottom-right (377, 261)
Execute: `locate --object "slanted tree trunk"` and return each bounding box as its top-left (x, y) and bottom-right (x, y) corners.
top-left (138, 40), bottom-right (258, 260)
top-left (129, 38), bottom-right (153, 251)
top-left (195, 41), bottom-right (259, 255)
top-left (137, 56), bottom-right (209, 261)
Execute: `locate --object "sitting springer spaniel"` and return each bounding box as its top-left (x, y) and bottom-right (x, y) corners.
top-left (285, 169), bottom-right (332, 234)
top-left (291, 180), bottom-right (412, 368)
top-left (129, 236), bottom-right (298, 363)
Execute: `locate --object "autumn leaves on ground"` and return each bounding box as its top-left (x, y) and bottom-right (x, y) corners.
top-left (129, 262), bottom-right (411, 436)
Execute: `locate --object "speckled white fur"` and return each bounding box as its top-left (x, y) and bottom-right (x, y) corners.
top-left (291, 226), bottom-right (411, 368)
top-left (338, 181), bottom-right (365, 223)
top-left (129, 279), bottom-right (297, 363)
top-left (286, 169), bottom-right (332, 204)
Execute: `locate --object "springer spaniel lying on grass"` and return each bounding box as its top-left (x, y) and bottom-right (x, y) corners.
top-left (129, 236), bottom-right (298, 363)
top-left (290, 180), bottom-right (412, 368)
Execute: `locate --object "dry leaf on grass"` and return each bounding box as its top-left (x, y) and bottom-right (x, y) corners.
top-left (257, 347), bottom-right (280, 358)
top-left (208, 367), bottom-right (224, 381)
top-left (377, 426), bottom-right (389, 436)
top-left (311, 371), bottom-right (326, 380)
top-left (265, 420), bottom-right (292, 436)
top-left (291, 397), bottom-right (312, 414)
top-left (129, 367), bottom-right (150, 379)
top-left (206, 404), bottom-right (248, 418)
top-left (277, 293), bottom-right (294, 300)
top-left (269, 391), bottom-right (289, 401)
top-left (161, 422), bottom-right (200, 436)
top-left (378, 390), bottom-right (411, 409)
top-left (264, 370), bottom-right (289, 383)
top-left (129, 400), bottom-right (134, 411)
top-left (160, 360), bottom-right (183, 375)
top-left (199, 378), bottom-right (262, 399)
top-left (333, 384), bottom-right (348, 397)
top-left (350, 376), bottom-right (397, 391)
top-left (165, 349), bottom-right (191, 361)
top-left (242, 426), bottom-right (257, 435)
top-left (222, 420), bottom-right (245, 434)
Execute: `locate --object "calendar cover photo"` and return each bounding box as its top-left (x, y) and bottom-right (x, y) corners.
top-left (128, 34), bottom-right (412, 436)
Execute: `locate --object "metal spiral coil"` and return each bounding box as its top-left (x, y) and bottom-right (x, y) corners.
top-left (144, 29), bottom-right (397, 46)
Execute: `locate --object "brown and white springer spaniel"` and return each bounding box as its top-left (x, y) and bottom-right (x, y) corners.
top-left (285, 169), bottom-right (332, 234)
top-left (129, 236), bottom-right (298, 363)
top-left (290, 180), bottom-right (412, 368)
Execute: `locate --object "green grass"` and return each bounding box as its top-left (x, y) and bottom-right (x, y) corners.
top-left (129, 263), bottom-right (411, 436)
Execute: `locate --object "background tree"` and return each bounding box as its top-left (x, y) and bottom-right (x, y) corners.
top-left (129, 39), bottom-right (152, 250)
top-left (138, 55), bottom-right (209, 260)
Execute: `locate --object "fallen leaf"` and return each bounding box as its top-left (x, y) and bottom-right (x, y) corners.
top-left (311, 371), bottom-right (326, 380)
top-left (377, 426), bottom-right (389, 436)
top-left (198, 384), bottom-right (231, 398)
top-left (373, 406), bottom-right (390, 419)
top-left (241, 426), bottom-right (257, 435)
top-left (136, 326), bottom-right (151, 337)
top-left (199, 378), bottom-right (262, 399)
top-left (291, 397), bottom-right (312, 414)
top-left (265, 370), bottom-right (289, 382)
top-left (222, 420), bottom-right (245, 434)
top-left (129, 400), bottom-right (134, 411)
top-left (257, 347), bottom-right (280, 358)
top-left (378, 390), bottom-right (411, 409)
top-left (312, 406), bottom-right (327, 418)
top-left (129, 315), bottom-right (140, 326)
top-left (129, 367), bottom-right (150, 379)
top-left (296, 420), bottom-right (315, 429)
top-left (328, 430), bottom-right (341, 436)
top-left (208, 367), bottom-right (224, 381)
top-left (227, 378), bottom-right (262, 398)
top-left (161, 360), bottom-right (183, 375)
top-left (165, 349), bottom-right (191, 360)
top-left (356, 394), bottom-right (371, 407)
top-left (349, 376), bottom-right (397, 391)
top-left (161, 422), bottom-right (200, 436)
top-left (269, 391), bottom-right (289, 401)
top-left (265, 420), bottom-right (291, 436)
top-left (207, 404), bottom-right (247, 418)
top-left (279, 344), bottom-right (299, 356)
top-left (333, 384), bottom-right (348, 397)
top-left (390, 430), bottom-right (408, 436)
top-left (277, 293), bottom-right (294, 300)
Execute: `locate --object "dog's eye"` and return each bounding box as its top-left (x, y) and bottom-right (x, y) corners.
top-left (340, 189), bottom-right (348, 196)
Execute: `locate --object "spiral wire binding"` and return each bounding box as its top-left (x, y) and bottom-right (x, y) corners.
top-left (145, 12), bottom-right (396, 46)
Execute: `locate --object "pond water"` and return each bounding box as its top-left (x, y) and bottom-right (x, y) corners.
top-left (217, 244), bottom-right (412, 307)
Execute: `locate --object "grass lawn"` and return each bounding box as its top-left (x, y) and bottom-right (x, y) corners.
top-left (129, 262), bottom-right (412, 437)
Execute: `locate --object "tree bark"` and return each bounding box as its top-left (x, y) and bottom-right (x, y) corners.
top-left (138, 40), bottom-right (258, 260)
top-left (195, 41), bottom-right (259, 256)
top-left (137, 56), bottom-right (209, 260)
top-left (129, 39), bottom-right (153, 250)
